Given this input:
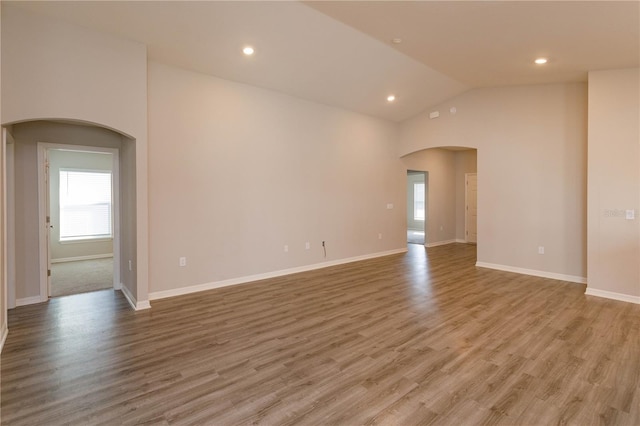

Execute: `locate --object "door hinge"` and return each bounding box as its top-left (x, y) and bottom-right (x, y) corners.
top-left (46, 216), bottom-right (51, 224)
top-left (47, 269), bottom-right (51, 277)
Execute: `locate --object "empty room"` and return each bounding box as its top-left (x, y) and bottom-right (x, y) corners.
top-left (0, 1), bottom-right (639, 425)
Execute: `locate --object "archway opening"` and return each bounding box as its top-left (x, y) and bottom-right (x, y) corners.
top-left (401, 146), bottom-right (478, 251)
top-left (4, 119), bottom-right (138, 310)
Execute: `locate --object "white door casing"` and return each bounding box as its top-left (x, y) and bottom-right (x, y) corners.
top-left (465, 173), bottom-right (478, 243)
top-left (37, 143), bottom-right (121, 301)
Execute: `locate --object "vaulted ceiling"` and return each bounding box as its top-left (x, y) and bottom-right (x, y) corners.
top-left (6, 1), bottom-right (639, 122)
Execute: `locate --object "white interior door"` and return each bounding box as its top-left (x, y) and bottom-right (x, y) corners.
top-left (44, 149), bottom-right (52, 296)
top-left (465, 173), bottom-right (477, 243)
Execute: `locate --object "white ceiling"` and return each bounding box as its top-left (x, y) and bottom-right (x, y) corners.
top-left (6, 1), bottom-right (639, 123)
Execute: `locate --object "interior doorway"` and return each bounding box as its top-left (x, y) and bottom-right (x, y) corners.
top-left (407, 170), bottom-right (427, 245)
top-left (38, 143), bottom-right (120, 299)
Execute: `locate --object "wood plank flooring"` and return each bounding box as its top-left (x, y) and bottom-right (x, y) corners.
top-left (2, 243), bottom-right (639, 425)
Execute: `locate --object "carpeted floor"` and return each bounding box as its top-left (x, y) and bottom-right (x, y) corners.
top-left (407, 229), bottom-right (425, 245)
top-left (51, 258), bottom-right (114, 297)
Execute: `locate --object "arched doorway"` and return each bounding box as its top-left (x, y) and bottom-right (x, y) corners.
top-left (401, 146), bottom-right (478, 250)
top-left (4, 119), bottom-right (141, 309)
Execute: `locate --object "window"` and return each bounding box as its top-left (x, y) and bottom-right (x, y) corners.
top-left (59, 170), bottom-right (112, 241)
top-left (414, 183), bottom-right (425, 220)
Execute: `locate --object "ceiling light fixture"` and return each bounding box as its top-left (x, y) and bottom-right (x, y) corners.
top-left (391, 38), bottom-right (403, 44)
top-left (243, 46), bottom-right (255, 56)
top-left (387, 95), bottom-right (396, 102)
top-left (534, 58), bottom-right (548, 65)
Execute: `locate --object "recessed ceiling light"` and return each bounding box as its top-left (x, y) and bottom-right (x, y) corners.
top-left (243, 46), bottom-right (255, 56)
top-left (387, 95), bottom-right (396, 102)
top-left (391, 38), bottom-right (403, 44)
top-left (534, 58), bottom-right (548, 65)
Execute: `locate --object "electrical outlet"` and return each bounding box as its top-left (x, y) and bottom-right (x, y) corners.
top-left (305, 242), bottom-right (310, 250)
top-left (179, 257), bottom-right (187, 266)
top-left (378, 233), bottom-right (383, 240)
top-left (284, 245), bottom-right (289, 252)
top-left (538, 246), bottom-right (545, 255)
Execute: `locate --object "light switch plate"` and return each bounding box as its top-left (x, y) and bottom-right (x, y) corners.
top-left (626, 209), bottom-right (635, 220)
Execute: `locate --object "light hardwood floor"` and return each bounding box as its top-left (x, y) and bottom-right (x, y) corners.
top-left (2, 244), bottom-right (639, 425)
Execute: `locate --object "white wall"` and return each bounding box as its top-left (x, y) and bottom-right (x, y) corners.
top-left (1, 5), bottom-right (149, 306)
top-left (147, 62), bottom-right (406, 295)
top-left (48, 150), bottom-right (114, 261)
top-left (0, 2), bottom-right (6, 353)
top-left (587, 68), bottom-right (640, 301)
top-left (401, 83), bottom-right (588, 280)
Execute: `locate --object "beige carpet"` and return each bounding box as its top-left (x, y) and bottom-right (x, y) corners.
top-left (51, 258), bottom-right (113, 297)
top-left (407, 229), bottom-right (425, 245)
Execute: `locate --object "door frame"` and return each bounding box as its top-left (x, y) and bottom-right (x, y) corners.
top-left (465, 172), bottom-right (477, 244)
top-left (406, 170), bottom-right (427, 245)
top-left (37, 143), bottom-right (120, 300)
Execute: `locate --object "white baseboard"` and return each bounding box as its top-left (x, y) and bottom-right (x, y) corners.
top-left (51, 254), bottom-right (113, 264)
top-left (149, 248), bottom-right (408, 301)
top-left (0, 323), bottom-right (8, 354)
top-left (475, 261), bottom-right (587, 284)
top-left (120, 284), bottom-right (151, 311)
top-left (15, 295), bottom-right (47, 306)
top-left (585, 288), bottom-right (640, 304)
top-left (426, 239), bottom-right (466, 248)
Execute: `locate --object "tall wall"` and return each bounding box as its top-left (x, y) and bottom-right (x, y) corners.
top-left (401, 83), bottom-right (588, 280)
top-left (587, 68), bottom-right (640, 302)
top-left (1, 5), bottom-right (148, 306)
top-left (147, 62), bottom-right (406, 296)
top-left (0, 3), bottom-right (6, 353)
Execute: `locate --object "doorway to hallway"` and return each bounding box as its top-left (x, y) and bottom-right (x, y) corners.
top-left (407, 170), bottom-right (427, 245)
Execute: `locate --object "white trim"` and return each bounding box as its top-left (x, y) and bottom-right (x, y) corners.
top-left (426, 239), bottom-right (465, 248)
top-left (585, 288), bottom-right (640, 305)
top-left (59, 237), bottom-right (113, 245)
top-left (120, 285), bottom-right (151, 311)
top-left (6, 138), bottom-right (16, 309)
top-left (15, 296), bottom-right (46, 307)
top-left (0, 323), bottom-right (8, 354)
top-left (51, 254), bottom-right (113, 264)
top-left (465, 173), bottom-right (477, 244)
top-left (36, 144), bottom-right (48, 305)
top-left (2, 129), bottom-right (7, 328)
top-left (149, 248), bottom-right (408, 301)
top-left (475, 261), bottom-right (587, 284)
